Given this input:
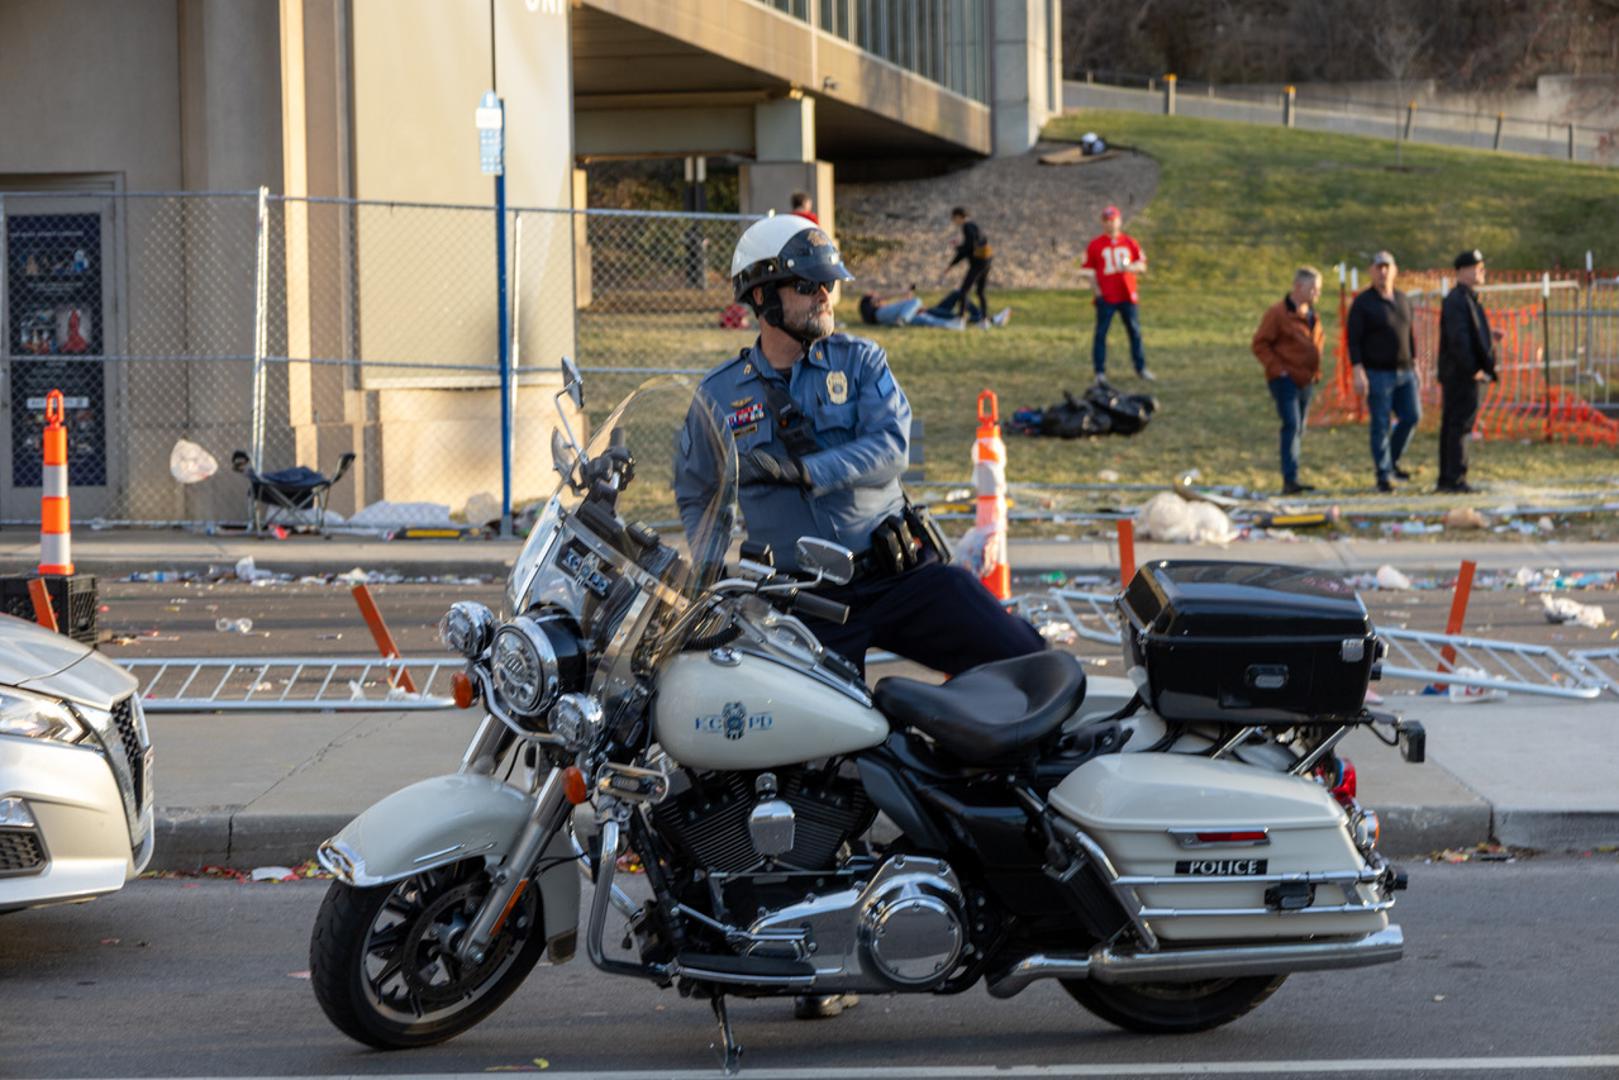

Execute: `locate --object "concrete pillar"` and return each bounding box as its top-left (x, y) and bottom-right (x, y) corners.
top-left (991, 0), bottom-right (1060, 156)
top-left (572, 167), bottom-right (592, 310)
top-left (741, 95), bottom-right (835, 236)
top-left (177, 0), bottom-right (286, 523)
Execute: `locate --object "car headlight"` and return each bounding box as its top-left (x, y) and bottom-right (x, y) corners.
top-left (439, 601), bottom-right (498, 659)
top-left (0, 687), bottom-right (88, 744)
top-left (491, 613), bottom-right (586, 720)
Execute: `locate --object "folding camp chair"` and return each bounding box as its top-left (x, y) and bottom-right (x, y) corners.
top-left (231, 450), bottom-right (355, 535)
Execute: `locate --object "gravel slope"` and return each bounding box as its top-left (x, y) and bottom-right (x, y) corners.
top-left (837, 142), bottom-right (1161, 293)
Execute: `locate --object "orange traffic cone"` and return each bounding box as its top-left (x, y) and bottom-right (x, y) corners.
top-left (973, 390), bottom-right (1010, 600)
top-left (39, 390), bottom-right (73, 575)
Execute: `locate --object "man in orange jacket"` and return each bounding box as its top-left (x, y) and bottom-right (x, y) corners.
top-left (1252, 267), bottom-right (1326, 495)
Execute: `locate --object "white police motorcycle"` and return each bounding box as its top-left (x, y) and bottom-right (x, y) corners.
top-left (308, 362), bottom-right (1417, 1071)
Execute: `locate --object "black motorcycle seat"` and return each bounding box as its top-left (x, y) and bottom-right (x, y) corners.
top-left (873, 652), bottom-right (1087, 764)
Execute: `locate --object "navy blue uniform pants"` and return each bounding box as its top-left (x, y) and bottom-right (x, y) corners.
top-left (801, 560), bottom-right (1046, 678)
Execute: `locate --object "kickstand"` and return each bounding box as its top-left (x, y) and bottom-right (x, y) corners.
top-left (709, 993), bottom-right (743, 1075)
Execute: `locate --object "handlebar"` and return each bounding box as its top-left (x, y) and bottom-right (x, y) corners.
top-left (789, 588), bottom-right (851, 626)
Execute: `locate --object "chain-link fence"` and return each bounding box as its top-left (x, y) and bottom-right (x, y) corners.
top-left (532, 207), bottom-right (761, 419)
top-left (0, 188), bottom-right (759, 529)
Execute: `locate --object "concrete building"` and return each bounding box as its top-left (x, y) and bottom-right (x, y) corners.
top-left (0, 0), bottom-right (1060, 525)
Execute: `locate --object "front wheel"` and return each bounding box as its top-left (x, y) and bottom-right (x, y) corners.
top-left (309, 861), bottom-right (548, 1048)
top-left (1062, 974), bottom-right (1287, 1035)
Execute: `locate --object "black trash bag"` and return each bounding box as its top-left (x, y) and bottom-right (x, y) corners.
top-left (1040, 391), bottom-right (1112, 438)
top-left (1084, 381), bottom-right (1158, 436)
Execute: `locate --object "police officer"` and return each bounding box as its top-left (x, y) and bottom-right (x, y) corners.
top-left (678, 215), bottom-right (1044, 677)
top-left (1436, 249), bottom-right (1501, 494)
top-left (674, 216), bottom-right (1047, 1017)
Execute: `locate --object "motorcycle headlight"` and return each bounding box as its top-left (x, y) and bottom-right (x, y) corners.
top-left (0, 688), bottom-right (88, 744)
top-left (491, 613), bottom-right (586, 720)
top-left (439, 601), bottom-right (498, 659)
top-left (1351, 808), bottom-right (1381, 852)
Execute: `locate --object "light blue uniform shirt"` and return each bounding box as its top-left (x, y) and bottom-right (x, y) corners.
top-left (676, 334), bottom-right (911, 570)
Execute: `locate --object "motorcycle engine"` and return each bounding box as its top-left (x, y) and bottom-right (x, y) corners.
top-left (650, 765), bottom-right (874, 874)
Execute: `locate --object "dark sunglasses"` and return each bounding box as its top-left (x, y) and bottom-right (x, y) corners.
top-left (787, 278), bottom-right (832, 296)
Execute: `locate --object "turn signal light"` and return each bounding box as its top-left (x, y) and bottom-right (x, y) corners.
top-left (562, 766), bottom-right (589, 805)
top-left (452, 671), bottom-right (476, 710)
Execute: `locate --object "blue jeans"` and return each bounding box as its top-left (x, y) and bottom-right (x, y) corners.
top-left (875, 297), bottom-right (961, 329)
top-left (1365, 368), bottom-right (1421, 480)
top-left (1093, 300), bottom-right (1146, 375)
top-left (1268, 376), bottom-right (1315, 486)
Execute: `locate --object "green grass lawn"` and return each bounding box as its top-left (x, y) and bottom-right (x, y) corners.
top-left (866, 111), bottom-right (1619, 495)
top-left (576, 110), bottom-right (1619, 500)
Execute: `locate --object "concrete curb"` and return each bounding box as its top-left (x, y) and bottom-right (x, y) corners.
top-left (153, 810), bottom-right (348, 872)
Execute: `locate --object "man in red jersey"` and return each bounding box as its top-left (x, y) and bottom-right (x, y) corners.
top-left (1080, 205), bottom-right (1153, 382)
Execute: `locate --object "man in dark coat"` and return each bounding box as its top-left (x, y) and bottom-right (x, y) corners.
top-left (1436, 249), bottom-right (1502, 493)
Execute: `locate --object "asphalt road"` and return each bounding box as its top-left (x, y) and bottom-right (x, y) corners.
top-left (3, 859), bottom-right (1617, 1079)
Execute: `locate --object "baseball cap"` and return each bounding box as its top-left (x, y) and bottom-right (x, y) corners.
top-left (1371, 250), bottom-right (1396, 266)
top-left (1454, 249), bottom-right (1484, 270)
top-left (1101, 205), bottom-right (1121, 220)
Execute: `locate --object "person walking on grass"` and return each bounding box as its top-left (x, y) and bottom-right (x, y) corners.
top-left (1252, 267), bottom-right (1325, 496)
top-left (1436, 249), bottom-right (1501, 494)
top-left (1081, 205), bottom-right (1153, 382)
top-left (1347, 250), bottom-right (1421, 493)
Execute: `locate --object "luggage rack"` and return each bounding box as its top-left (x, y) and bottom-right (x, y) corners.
top-left (120, 655), bottom-right (461, 712)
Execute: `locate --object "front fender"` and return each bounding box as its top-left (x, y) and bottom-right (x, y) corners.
top-left (317, 772), bottom-right (580, 956)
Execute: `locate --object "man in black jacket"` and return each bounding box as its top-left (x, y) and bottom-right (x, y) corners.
top-left (1437, 249), bottom-right (1502, 493)
top-left (1348, 251), bottom-right (1420, 492)
top-left (942, 206), bottom-right (994, 325)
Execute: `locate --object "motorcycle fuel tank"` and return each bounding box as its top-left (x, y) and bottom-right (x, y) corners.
top-left (654, 649), bottom-right (888, 770)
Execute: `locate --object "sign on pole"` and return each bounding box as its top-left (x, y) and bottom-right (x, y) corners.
top-left (476, 91), bottom-right (504, 176)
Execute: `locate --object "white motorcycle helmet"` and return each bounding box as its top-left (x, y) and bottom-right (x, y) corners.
top-left (730, 216), bottom-right (854, 339)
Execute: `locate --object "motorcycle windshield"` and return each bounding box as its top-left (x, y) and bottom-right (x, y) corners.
top-left (507, 374), bottom-right (736, 622)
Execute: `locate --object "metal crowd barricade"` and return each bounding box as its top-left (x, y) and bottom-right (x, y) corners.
top-left (1565, 648), bottom-right (1619, 701)
top-left (121, 655), bottom-right (462, 712)
top-left (1376, 628), bottom-right (1604, 700)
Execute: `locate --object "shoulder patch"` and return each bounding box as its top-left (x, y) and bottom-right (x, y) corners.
top-left (875, 368), bottom-right (896, 399)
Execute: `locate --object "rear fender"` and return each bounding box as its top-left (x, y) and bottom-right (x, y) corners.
top-left (316, 772), bottom-right (580, 954)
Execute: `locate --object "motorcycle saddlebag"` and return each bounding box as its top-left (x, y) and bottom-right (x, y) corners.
top-left (1050, 753), bottom-right (1389, 942)
top-left (1120, 561), bottom-right (1376, 724)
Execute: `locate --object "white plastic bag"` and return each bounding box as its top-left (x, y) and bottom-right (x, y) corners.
top-left (169, 439), bottom-right (218, 484)
top-left (1374, 565), bottom-right (1413, 591)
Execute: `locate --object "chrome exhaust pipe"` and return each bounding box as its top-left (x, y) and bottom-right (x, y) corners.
top-left (987, 923), bottom-right (1404, 999)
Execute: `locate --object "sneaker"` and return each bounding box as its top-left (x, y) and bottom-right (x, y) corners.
top-left (950, 317), bottom-right (968, 330)
top-left (991, 306), bottom-right (1013, 327)
top-left (1436, 481), bottom-right (1478, 494)
top-left (1281, 481), bottom-right (1316, 495)
top-left (1094, 372), bottom-right (1110, 386)
top-left (1392, 465), bottom-right (1416, 481)
top-left (793, 993), bottom-right (860, 1019)
top-left (1137, 368), bottom-right (1158, 382)
top-left (1376, 477), bottom-right (1395, 493)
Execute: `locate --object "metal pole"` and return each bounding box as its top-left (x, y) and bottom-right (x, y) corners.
top-left (1587, 251), bottom-right (1597, 405)
top-left (1542, 272), bottom-right (1553, 441)
top-left (251, 185), bottom-right (270, 476)
top-left (497, 170), bottom-right (513, 538)
top-left (1568, 123), bottom-right (1577, 161)
top-left (1493, 112), bottom-right (1504, 151)
top-left (1163, 73), bottom-right (1176, 116)
top-left (509, 209), bottom-right (524, 425)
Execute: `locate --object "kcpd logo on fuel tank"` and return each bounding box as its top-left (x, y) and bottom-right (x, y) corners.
top-left (696, 701), bottom-right (773, 739)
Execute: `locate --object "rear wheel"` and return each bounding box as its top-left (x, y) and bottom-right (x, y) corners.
top-left (1062, 975), bottom-right (1287, 1035)
top-left (309, 861), bottom-right (548, 1048)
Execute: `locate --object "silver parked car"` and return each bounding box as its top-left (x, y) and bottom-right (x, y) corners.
top-left (0, 613), bottom-right (153, 912)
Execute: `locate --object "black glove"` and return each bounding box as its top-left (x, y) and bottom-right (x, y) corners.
top-left (738, 446), bottom-right (811, 489)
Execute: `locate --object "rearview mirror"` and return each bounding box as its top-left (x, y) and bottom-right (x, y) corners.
top-left (795, 537), bottom-right (855, 586)
top-left (561, 356), bottom-right (584, 410)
